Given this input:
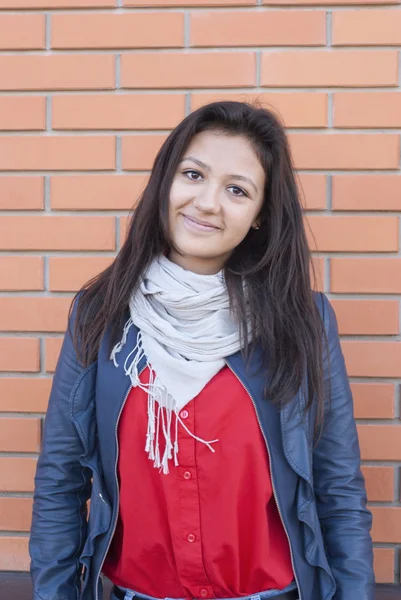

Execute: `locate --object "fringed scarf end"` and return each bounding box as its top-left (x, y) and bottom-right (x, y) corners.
top-left (111, 324), bottom-right (219, 474)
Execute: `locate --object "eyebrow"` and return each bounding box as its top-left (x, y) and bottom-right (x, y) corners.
top-left (180, 156), bottom-right (259, 194)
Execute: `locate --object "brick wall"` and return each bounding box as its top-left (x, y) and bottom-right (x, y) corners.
top-left (0, 0), bottom-right (400, 584)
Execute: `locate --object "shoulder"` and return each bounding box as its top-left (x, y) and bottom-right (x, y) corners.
top-left (59, 292), bottom-right (92, 380)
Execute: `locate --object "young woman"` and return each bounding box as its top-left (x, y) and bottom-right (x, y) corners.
top-left (29, 101), bottom-right (374, 600)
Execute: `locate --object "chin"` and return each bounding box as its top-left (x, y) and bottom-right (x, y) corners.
top-left (173, 235), bottom-right (213, 255)
top-left (172, 240), bottom-right (217, 258)
top-left (177, 247), bottom-right (217, 262)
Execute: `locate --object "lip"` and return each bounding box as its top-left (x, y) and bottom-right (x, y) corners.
top-left (182, 214), bottom-right (221, 233)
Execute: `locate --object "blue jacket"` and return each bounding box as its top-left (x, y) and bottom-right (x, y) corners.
top-left (29, 292), bottom-right (374, 600)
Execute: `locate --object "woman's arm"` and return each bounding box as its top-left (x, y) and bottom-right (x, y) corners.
top-left (312, 294), bottom-right (375, 600)
top-left (29, 298), bottom-right (93, 600)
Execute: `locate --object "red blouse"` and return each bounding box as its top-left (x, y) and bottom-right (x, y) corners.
top-left (103, 366), bottom-right (294, 599)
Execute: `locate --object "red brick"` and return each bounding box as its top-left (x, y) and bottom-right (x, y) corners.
top-left (0, 458), bottom-right (37, 493)
top-left (0, 338), bottom-right (39, 373)
top-left (331, 299), bottom-right (399, 335)
top-left (296, 174), bottom-right (326, 210)
top-left (0, 257), bottom-right (43, 291)
top-left (0, 14), bottom-right (44, 49)
top-left (52, 94), bottom-right (185, 131)
top-left (261, 50), bottom-right (398, 87)
top-left (125, 0), bottom-right (255, 5)
top-left (0, 537), bottom-right (29, 571)
top-left (0, 498), bottom-right (32, 532)
top-left (332, 175), bottom-right (401, 211)
top-left (120, 215), bottom-right (130, 246)
top-left (0, 378), bottom-right (51, 413)
top-left (0, 418), bottom-right (41, 452)
top-left (52, 12), bottom-right (183, 49)
top-left (0, 216), bottom-right (115, 251)
top-left (306, 216), bottom-right (398, 252)
top-left (343, 341), bottom-right (401, 378)
top-left (333, 9), bottom-right (401, 45)
top-left (50, 174), bottom-right (147, 210)
top-left (263, 0), bottom-right (398, 3)
top-left (191, 10), bottom-right (325, 47)
top-left (121, 52), bottom-right (255, 88)
top-left (0, 96), bottom-right (45, 130)
top-left (49, 256), bottom-right (114, 292)
top-left (122, 135), bottom-right (167, 171)
top-left (374, 548), bottom-right (395, 584)
top-left (362, 466), bottom-right (394, 502)
top-left (290, 134), bottom-right (400, 170)
top-left (0, 136), bottom-right (115, 171)
top-left (0, 176), bottom-right (44, 210)
top-left (1, 0), bottom-right (113, 6)
top-left (331, 258), bottom-right (401, 294)
top-left (334, 93), bottom-right (401, 128)
top-left (0, 55), bottom-right (114, 91)
top-left (371, 508), bottom-right (401, 543)
top-left (351, 383), bottom-right (395, 419)
top-left (358, 425), bottom-right (401, 461)
top-left (0, 297), bottom-right (71, 333)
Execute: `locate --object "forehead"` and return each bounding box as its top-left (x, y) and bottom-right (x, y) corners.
top-left (183, 130), bottom-right (265, 181)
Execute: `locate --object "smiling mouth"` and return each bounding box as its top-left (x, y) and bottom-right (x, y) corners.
top-left (182, 214), bottom-right (221, 232)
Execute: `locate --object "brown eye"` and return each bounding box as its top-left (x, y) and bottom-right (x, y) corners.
top-left (227, 185), bottom-right (247, 198)
top-left (183, 170), bottom-right (203, 181)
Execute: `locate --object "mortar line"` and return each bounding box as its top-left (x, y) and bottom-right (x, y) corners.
top-left (45, 14), bottom-right (51, 52)
top-left (115, 217), bottom-right (121, 253)
top-left (324, 257), bottom-right (330, 293)
top-left (327, 93), bottom-right (333, 128)
top-left (255, 51), bottom-right (261, 88)
top-left (115, 53), bottom-right (121, 90)
top-left (39, 338), bottom-right (44, 375)
top-left (4, 45), bottom-right (401, 55)
top-left (184, 11), bottom-right (190, 49)
top-left (326, 10), bottom-right (332, 48)
top-left (115, 136), bottom-right (121, 171)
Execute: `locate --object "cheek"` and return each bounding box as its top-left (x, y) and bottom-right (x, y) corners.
top-left (169, 180), bottom-right (190, 212)
top-left (225, 206), bottom-right (257, 238)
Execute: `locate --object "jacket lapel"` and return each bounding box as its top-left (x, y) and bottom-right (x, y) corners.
top-left (95, 319), bottom-right (146, 495)
top-left (225, 347), bottom-right (312, 484)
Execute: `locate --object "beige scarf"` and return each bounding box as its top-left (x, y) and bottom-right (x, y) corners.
top-left (110, 255), bottom-right (244, 474)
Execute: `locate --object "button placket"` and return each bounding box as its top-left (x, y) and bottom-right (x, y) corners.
top-left (173, 402), bottom-right (212, 596)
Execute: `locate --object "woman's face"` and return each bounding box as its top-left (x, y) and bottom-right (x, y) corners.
top-left (168, 130), bottom-right (265, 275)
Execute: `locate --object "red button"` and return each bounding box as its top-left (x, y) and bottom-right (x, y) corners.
top-left (187, 533), bottom-right (196, 543)
top-left (180, 410), bottom-right (189, 419)
top-left (200, 590), bottom-right (208, 598)
top-left (183, 471), bottom-right (192, 480)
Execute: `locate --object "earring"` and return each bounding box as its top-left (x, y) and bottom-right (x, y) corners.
top-left (253, 225), bottom-right (260, 230)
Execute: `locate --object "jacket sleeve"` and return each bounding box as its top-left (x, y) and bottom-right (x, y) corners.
top-left (29, 298), bottom-right (93, 600)
top-left (312, 294), bottom-right (375, 600)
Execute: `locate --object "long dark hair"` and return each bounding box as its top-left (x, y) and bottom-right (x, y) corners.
top-left (72, 101), bottom-right (326, 426)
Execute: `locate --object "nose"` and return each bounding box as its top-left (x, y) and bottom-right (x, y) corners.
top-left (193, 184), bottom-right (221, 214)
